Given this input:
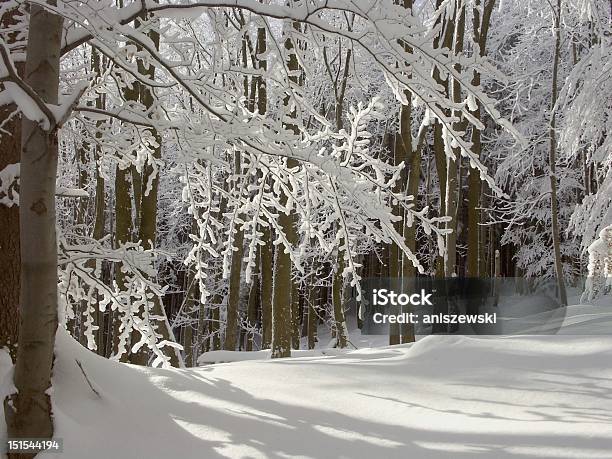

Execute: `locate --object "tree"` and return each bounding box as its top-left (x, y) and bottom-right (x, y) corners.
top-left (0, 4), bottom-right (22, 362)
top-left (4, 1), bottom-right (63, 447)
top-left (271, 21), bottom-right (301, 359)
top-left (547, 0), bottom-right (569, 305)
top-left (444, 1), bottom-right (467, 278)
top-left (466, 0), bottom-right (496, 278)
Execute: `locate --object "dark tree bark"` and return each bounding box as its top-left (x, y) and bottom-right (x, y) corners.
top-left (431, 0), bottom-right (454, 278)
top-left (255, 25), bottom-right (273, 351)
top-left (323, 37), bottom-right (352, 349)
top-left (466, 0), bottom-right (495, 278)
top-left (306, 260), bottom-right (319, 349)
top-left (260, 228), bottom-right (273, 349)
top-left (0, 1), bottom-right (23, 363)
top-left (225, 30), bottom-right (251, 352)
top-left (445, 2), bottom-right (466, 278)
top-left (271, 23), bottom-right (301, 358)
top-left (111, 163), bottom-right (133, 362)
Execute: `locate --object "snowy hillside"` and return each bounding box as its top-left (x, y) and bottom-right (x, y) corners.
top-left (3, 305), bottom-right (612, 459)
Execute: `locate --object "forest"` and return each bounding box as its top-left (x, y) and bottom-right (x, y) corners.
top-left (0, 0), bottom-right (611, 458)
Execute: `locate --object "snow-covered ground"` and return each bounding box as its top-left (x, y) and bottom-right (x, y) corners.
top-left (2, 302), bottom-right (612, 459)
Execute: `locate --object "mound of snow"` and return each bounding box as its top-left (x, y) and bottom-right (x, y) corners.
top-left (1, 322), bottom-right (611, 459)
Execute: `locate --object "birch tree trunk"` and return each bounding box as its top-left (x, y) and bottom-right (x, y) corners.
top-left (4, 2), bottom-right (63, 448)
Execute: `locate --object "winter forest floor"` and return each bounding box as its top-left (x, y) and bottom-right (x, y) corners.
top-left (2, 303), bottom-right (612, 459)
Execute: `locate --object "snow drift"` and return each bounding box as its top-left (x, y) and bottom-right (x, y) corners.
top-left (2, 305), bottom-right (612, 458)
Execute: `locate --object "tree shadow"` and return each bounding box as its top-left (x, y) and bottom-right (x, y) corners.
top-left (50, 332), bottom-right (612, 459)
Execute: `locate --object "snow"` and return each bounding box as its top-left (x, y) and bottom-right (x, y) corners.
top-left (0, 163), bottom-right (19, 207)
top-left (55, 187), bottom-right (90, 198)
top-left (2, 303), bottom-right (612, 459)
top-left (1, 82), bottom-right (49, 128)
top-left (0, 351), bottom-right (15, 449)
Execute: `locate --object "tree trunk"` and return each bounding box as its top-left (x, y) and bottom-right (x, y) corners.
top-left (307, 260), bottom-right (318, 349)
top-left (195, 296), bottom-right (208, 358)
top-left (548, 0), bottom-right (568, 305)
top-left (210, 304), bottom-right (221, 351)
top-left (433, 122), bottom-right (447, 278)
top-left (246, 274), bottom-right (259, 351)
top-left (127, 16), bottom-right (182, 366)
top-left (183, 322), bottom-right (193, 367)
top-left (4, 3), bottom-right (63, 450)
top-left (445, 2), bottom-right (466, 278)
top-left (271, 23), bottom-right (301, 358)
top-left (388, 0), bottom-right (418, 346)
top-left (0, 2), bottom-right (23, 363)
top-left (88, 49), bottom-right (108, 355)
top-left (401, 112), bottom-right (422, 344)
top-left (256, 25), bottom-right (273, 351)
top-left (332, 255), bottom-right (348, 348)
top-left (246, 242), bottom-right (260, 351)
top-left (466, 0), bottom-right (495, 278)
top-left (331, 69), bottom-right (350, 349)
top-left (224, 157), bottom-right (244, 351)
top-left (70, 131), bottom-right (90, 345)
top-left (112, 164), bottom-right (133, 361)
top-left (225, 31), bottom-right (252, 351)
top-left (261, 228), bottom-right (273, 349)
top-left (271, 229), bottom-right (293, 358)
top-left (431, 0), bottom-right (454, 277)
top-left (207, 187), bottom-right (228, 353)
top-left (389, 135), bottom-right (404, 345)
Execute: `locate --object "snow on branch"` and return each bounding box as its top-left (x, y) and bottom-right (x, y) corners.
top-left (583, 225), bottom-right (612, 301)
top-left (47, 0), bottom-right (519, 191)
top-left (0, 163), bottom-right (19, 207)
top-left (58, 235), bottom-right (181, 368)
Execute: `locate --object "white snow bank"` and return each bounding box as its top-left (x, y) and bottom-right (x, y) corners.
top-left (1, 311), bottom-right (611, 459)
top-left (197, 348), bottom-right (352, 365)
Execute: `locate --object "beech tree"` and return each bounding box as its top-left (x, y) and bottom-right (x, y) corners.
top-left (3, 0), bottom-right (63, 445)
